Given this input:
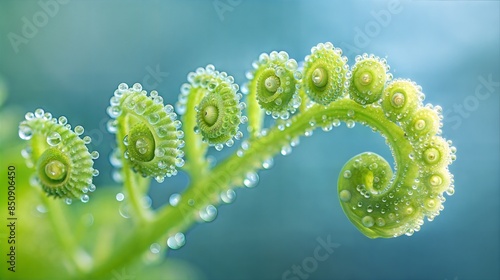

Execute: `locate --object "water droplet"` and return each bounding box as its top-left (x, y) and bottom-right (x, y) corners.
top-left (119, 203), bottom-right (130, 218)
top-left (116, 192), bottom-right (125, 202)
top-left (107, 119), bottom-right (118, 133)
top-left (83, 136), bottom-right (91, 144)
top-left (339, 190), bottom-right (351, 202)
top-left (221, 189), bottom-right (236, 204)
top-left (91, 151), bottom-right (99, 160)
top-left (46, 132), bottom-right (62, 147)
top-left (175, 158), bottom-right (185, 167)
top-left (135, 137), bottom-right (149, 155)
top-left (243, 172), bottom-right (259, 188)
top-left (281, 145), bottom-right (292, 156)
top-left (376, 217), bottom-right (386, 227)
top-left (35, 204), bottom-right (48, 214)
top-left (74, 125), bottom-right (84, 136)
top-left (25, 112), bottom-right (35, 120)
top-left (88, 184), bottom-right (96, 192)
top-left (215, 144), bottom-right (224, 151)
top-left (147, 113), bottom-right (160, 124)
top-left (35, 108), bottom-right (45, 118)
top-left (169, 193), bottom-right (181, 206)
top-left (167, 233), bottom-right (185, 250)
top-left (81, 195), bottom-right (90, 203)
top-left (155, 176), bottom-right (165, 183)
top-left (18, 123), bottom-right (33, 140)
top-left (332, 119), bottom-right (341, 127)
top-left (446, 187), bottom-right (455, 196)
top-left (199, 205), bottom-right (217, 222)
top-left (149, 243), bottom-right (161, 254)
top-left (262, 158), bottom-right (274, 169)
top-left (65, 198), bottom-right (72, 205)
top-left (346, 120), bottom-right (355, 128)
top-left (343, 170), bottom-right (352, 178)
top-left (361, 216), bottom-right (374, 227)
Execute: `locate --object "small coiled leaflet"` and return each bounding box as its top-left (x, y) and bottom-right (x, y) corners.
top-left (302, 42), bottom-right (349, 105)
top-left (176, 65), bottom-right (245, 151)
top-left (349, 54), bottom-right (390, 105)
top-left (247, 51), bottom-right (302, 119)
top-left (19, 109), bottom-right (98, 203)
top-left (108, 83), bottom-right (184, 183)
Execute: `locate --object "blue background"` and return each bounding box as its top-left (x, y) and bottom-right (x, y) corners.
top-left (1, 0), bottom-right (499, 279)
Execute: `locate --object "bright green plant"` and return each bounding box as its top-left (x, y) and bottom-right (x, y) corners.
top-left (13, 42), bottom-right (456, 279)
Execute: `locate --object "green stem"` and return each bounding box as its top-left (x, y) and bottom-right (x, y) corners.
top-left (247, 85), bottom-right (264, 137)
top-left (183, 88), bottom-right (210, 179)
top-left (42, 193), bottom-right (93, 275)
top-left (117, 115), bottom-right (153, 223)
top-left (86, 98), bottom-right (410, 278)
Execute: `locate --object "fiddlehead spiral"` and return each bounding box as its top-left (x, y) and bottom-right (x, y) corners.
top-left (333, 71), bottom-right (456, 238)
top-left (19, 109), bottom-right (98, 203)
top-left (349, 54), bottom-right (390, 105)
top-left (302, 42), bottom-right (349, 105)
top-left (381, 79), bottom-right (422, 122)
top-left (177, 65), bottom-right (245, 150)
top-left (247, 51), bottom-right (301, 119)
top-left (108, 83), bottom-right (184, 182)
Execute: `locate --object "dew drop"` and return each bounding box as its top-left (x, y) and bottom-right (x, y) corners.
top-left (83, 136), bottom-right (91, 144)
top-left (361, 216), bottom-right (374, 228)
top-left (343, 170), bottom-right (352, 178)
top-left (167, 233), bottom-right (185, 250)
top-left (243, 172), bottom-right (259, 188)
top-left (36, 204), bottom-right (47, 213)
top-left (169, 193), bottom-right (181, 206)
top-left (332, 119), bottom-right (341, 127)
top-left (155, 176), bottom-right (165, 183)
top-left (376, 217), bottom-right (386, 227)
top-left (35, 108), bottom-right (45, 118)
top-left (91, 151), bottom-right (100, 159)
top-left (44, 132), bottom-right (61, 146)
top-left (215, 144), bottom-right (224, 151)
top-left (18, 123), bottom-right (33, 140)
top-left (147, 113), bottom-right (160, 124)
top-left (106, 120), bottom-right (118, 133)
top-left (199, 205), bottom-right (217, 222)
top-left (221, 189), bottom-right (236, 204)
top-left (281, 145), bottom-right (292, 156)
top-left (339, 190), bottom-right (351, 202)
top-left (116, 192), bottom-right (125, 202)
top-left (119, 203), bottom-right (130, 218)
top-left (81, 195), bottom-right (90, 203)
top-left (25, 112), bottom-right (35, 120)
top-left (150, 243), bottom-right (161, 254)
top-left (262, 158), bottom-right (274, 169)
top-left (346, 120), bottom-right (355, 128)
top-left (74, 125), bottom-right (84, 136)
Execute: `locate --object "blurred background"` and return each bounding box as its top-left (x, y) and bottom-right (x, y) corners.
top-left (0, 0), bottom-right (499, 279)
